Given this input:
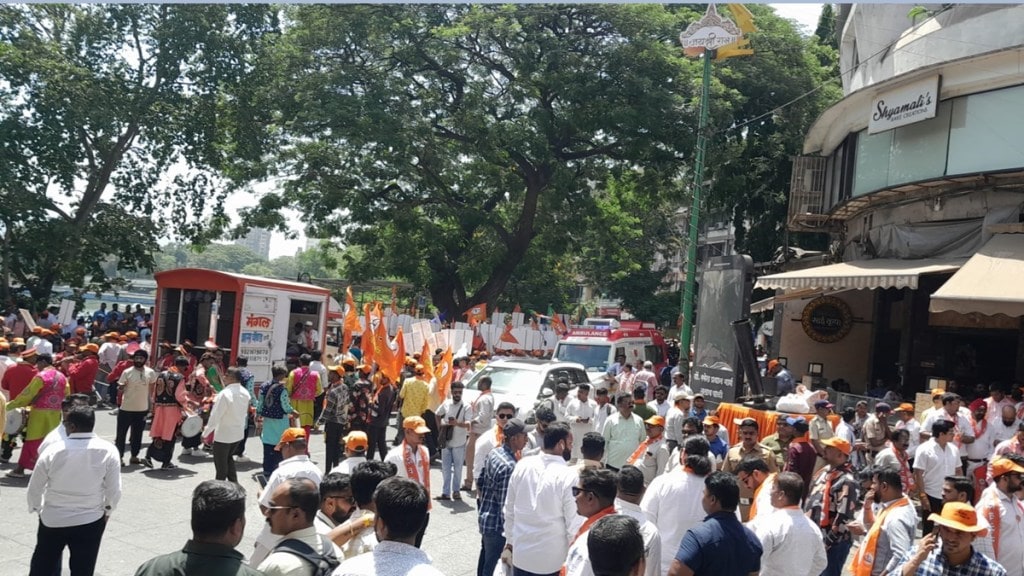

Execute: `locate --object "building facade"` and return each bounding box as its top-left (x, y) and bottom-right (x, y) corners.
top-left (759, 5), bottom-right (1024, 396)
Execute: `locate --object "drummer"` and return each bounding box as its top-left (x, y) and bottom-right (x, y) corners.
top-left (145, 356), bottom-right (190, 469)
top-left (6, 353), bottom-right (69, 478)
top-left (180, 358), bottom-right (214, 457)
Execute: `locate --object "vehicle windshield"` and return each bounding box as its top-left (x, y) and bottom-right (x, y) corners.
top-left (554, 343), bottom-right (611, 372)
top-left (463, 366), bottom-right (541, 395)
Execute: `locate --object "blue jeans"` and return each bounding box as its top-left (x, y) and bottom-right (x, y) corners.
top-left (822, 539), bottom-right (852, 576)
top-left (441, 443), bottom-right (467, 497)
top-left (478, 533), bottom-right (506, 576)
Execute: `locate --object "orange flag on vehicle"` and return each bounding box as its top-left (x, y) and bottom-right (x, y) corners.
top-left (420, 339), bottom-right (434, 381)
top-left (464, 303), bottom-right (487, 327)
top-left (434, 346), bottom-right (453, 400)
top-left (362, 302), bottom-right (375, 368)
top-left (342, 286), bottom-right (361, 355)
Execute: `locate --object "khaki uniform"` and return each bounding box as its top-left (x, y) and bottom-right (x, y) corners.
top-left (722, 442), bottom-right (777, 522)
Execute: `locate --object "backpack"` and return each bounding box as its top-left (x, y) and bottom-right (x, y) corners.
top-left (272, 536), bottom-right (340, 576)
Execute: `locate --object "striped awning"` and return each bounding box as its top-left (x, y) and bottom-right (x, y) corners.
top-left (755, 258), bottom-right (965, 291)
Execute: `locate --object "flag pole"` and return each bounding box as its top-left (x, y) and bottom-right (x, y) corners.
top-left (679, 47), bottom-right (713, 372)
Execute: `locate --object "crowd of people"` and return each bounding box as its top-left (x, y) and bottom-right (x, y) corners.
top-left (4, 305), bottom-right (1024, 576)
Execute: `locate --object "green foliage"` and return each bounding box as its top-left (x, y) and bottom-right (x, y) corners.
top-left (0, 4), bottom-right (278, 307)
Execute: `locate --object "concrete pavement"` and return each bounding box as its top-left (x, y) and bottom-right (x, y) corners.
top-left (0, 412), bottom-right (481, 576)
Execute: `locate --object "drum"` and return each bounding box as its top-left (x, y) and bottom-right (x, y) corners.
top-left (180, 414), bottom-right (203, 438)
top-left (4, 408), bottom-right (26, 436)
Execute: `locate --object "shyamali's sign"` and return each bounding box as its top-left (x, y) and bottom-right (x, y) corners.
top-left (869, 74), bottom-right (940, 134)
top-left (801, 296), bottom-right (853, 344)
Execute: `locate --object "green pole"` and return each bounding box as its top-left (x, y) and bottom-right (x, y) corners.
top-left (679, 48), bottom-right (713, 370)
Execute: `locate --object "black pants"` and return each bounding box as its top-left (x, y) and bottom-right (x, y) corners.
top-left (922, 495), bottom-right (944, 534)
top-left (313, 392), bottom-right (326, 425)
top-left (1, 431), bottom-right (22, 460)
top-left (233, 415), bottom-right (252, 457)
top-left (145, 437), bottom-right (176, 465)
top-left (213, 441), bottom-right (239, 482)
top-left (415, 511), bottom-right (430, 548)
top-left (422, 409), bottom-right (439, 457)
top-left (115, 410), bottom-right (147, 458)
top-left (263, 443), bottom-right (283, 478)
top-left (368, 425), bottom-right (389, 461)
top-left (324, 421), bottom-right (345, 473)
top-left (29, 516), bottom-right (106, 576)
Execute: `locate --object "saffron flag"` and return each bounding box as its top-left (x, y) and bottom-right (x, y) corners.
top-left (362, 302), bottom-right (375, 368)
top-left (464, 303), bottom-right (487, 327)
top-left (373, 303), bottom-right (396, 379)
top-left (716, 4), bottom-right (756, 60)
top-left (388, 326), bottom-right (405, 383)
top-left (434, 346), bottom-right (453, 400)
top-left (500, 324), bottom-right (520, 345)
top-left (342, 286), bottom-right (361, 355)
top-left (420, 339), bottom-right (434, 382)
top-left (548, 305), bottom-right (567, 336)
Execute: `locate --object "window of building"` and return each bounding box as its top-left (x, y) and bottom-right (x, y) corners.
top-left (947, 84), bottom-right (1024, 175)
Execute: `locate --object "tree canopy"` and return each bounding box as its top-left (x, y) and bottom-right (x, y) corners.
top-left (0, 4), bottom-right (277, 307)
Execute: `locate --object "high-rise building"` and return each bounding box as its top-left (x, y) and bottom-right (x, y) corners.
top-left (235, 227), bottom-right (272, 260)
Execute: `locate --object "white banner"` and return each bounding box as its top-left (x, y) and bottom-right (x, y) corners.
top-left (869, 75), bottom-right (940, 134)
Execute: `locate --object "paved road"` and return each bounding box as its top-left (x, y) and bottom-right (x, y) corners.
top-left (0, 412), bottom-right (481, 576)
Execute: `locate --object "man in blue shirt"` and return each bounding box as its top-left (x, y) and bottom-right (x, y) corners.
top-left (701, 416), bottom-right (728, 461)
top-left (669, 471), bottom-right (762, 576)
top-left (476, 418), bottom-right (528, 576)
top-left (767, 360), bottom-right (795, 397)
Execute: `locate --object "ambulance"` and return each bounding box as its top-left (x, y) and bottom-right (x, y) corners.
top-left (551, 320), bottom-right (669, 383)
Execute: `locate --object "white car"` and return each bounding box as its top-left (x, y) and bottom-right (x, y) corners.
top-left (460, 358), bottom-right (590, 423)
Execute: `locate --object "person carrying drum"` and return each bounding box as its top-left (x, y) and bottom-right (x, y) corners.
top-left (144, 356), bottom-right (191, 469)
top-left (6, 353), bottom-right (69, 478)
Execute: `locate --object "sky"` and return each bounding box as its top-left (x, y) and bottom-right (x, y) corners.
top-left (237, 3), bottom-right (826, 259)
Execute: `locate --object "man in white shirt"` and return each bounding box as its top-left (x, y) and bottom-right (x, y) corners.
top-left (315, 472), bottom-right (356, 540)
top-left (892, 403), bottom-right (921, 458)
top-left (750, 471), bottom-right (827, 576)
top-left (974, 456), bottom-right (1024, 571)
top-left (668, 372), bottom-right (693, 403)
top-left (26, 404), bottom-right (121, 576)
top-left (848, 466), bottom-right (917, 576)
top-left (921, 393), bottom-right (975, 451)
top-left (663, 393), bottom-right (689, 453)
top-left (564, 469), bottom-right (620, 576)
top-left (602, 393), bottom-right (645, 471)
top-left (342, 460), bottom-right (397, 559)
top-left (614, 465), bottom-right (662, 576)
top-left (503, 421), bottom-right (580, 576)
top-left (464, 376), bottom-right (494, 493)
top-left (566, 383), bottom-right (597, 462)
top-left (592, 388), bottom-right (615, 437)
top-left (333, 477), bottom-right (444, 576)
top-left (38, 393), bottom-right (92, 458)
top-left (914, 419), bottom-right (963, 533)
top-left (963, 399), bottom-right (994, 479)
top-left (331, 431), bottom-right (369, 475)
top-left (650, 386), bottom-right (670, 419)
top-left (258, 478), bottom-right (340, 576)
top-left (989, 404), bottom-right (1019, 450)
top-left (251, 427), bottom-right (324, 567)
top-left (435, 382), bottom-right (471, 500)
top-left (985, 384), bottom-right (1015, 428)
top-left (203, 366), bottom-right (252, 483)
top-left (385, 416), bottom-right (433, 547)
top-left (640, 434), bottom-right (712, 576)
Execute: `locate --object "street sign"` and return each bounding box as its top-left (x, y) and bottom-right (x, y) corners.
top-left (680, 4), bottom-right (742, 57)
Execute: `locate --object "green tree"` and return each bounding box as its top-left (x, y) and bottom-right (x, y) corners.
top-left (0, 4), bottom-right (277, 307)
top-left (245, 4), bottom-right (703, 319)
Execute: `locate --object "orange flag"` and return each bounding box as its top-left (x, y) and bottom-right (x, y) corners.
top-left (420, 339), bottom-right (434, 381)
top-left (342, 286), bottom-right (361, 355)
top-left (373, 303), bottom-right (396, 379)
top-left (464, 303), bottom-right (487, 326)
top-left (500, 324), bottom-right (520, 345)
top-left (434, 346), bottom-right (453, 400)
top-left (391, 327), bottom-right (406, 382)
top-left (362, 302), bottom-right (375, 368)
top-left (550, 312), bottom-right (568, 335)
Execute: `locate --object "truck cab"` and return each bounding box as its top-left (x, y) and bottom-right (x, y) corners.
top-left (551, 320), bottom-right (668, 383)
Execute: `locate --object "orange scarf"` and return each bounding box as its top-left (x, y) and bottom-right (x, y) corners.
top-left (494, 422), bottom-right (505, 446)
top-left (819, 466), bottom-right (845, 528)
top-left (851, 497), bottom-right (910, 576)
top-left (627, 434), bottom-right (662, 465)
top-left (980, 487), bottom-right (1024, 559)
top-left (888, 442), bottom-right (916, 495)
top-left (749, 473), bottom-right (776, 520)
top-left (560, 505), bottom-right (617, 576)
top-left (972, 416), bottom-right (987, 438)
top-left (402, 441), bottom-right (431, 509)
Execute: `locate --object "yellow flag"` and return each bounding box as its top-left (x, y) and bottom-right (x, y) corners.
top-left (717, 4), bottom-right (756, 60)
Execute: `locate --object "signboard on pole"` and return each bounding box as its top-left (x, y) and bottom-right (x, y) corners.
top-left (679, 4), bottom-right (741, 57)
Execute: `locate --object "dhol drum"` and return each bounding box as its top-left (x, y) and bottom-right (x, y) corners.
top-left (180, 413), bottom-right (203, 439)
top-left (4, 408), bottom-right (26, 437)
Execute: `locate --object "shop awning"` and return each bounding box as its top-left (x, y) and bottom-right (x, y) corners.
top-left (929, 234), bottom-right (1024, 316)
top-left (749, 288), bottom-right (825, 313)
top-left (755, 258), bottom-right (965, 291)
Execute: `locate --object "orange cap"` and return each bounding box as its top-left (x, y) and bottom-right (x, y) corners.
top-left (821, 437), bottom-right (852, 456)
top-left (343, 431), bottom-right (369, 451)
top-left (20, 347), bottom-right (38, 359)
top-left (645, 415), bottom-right (666, 427)
top-left (991, 457), bottom-right (1024, 479)
top-left (928, 502), bottom-right (988, 534)
top-left (894, 403), bottom-right (915, 413)
top-left (702, 415), bottom-right (720, 427)
top-left (274, 427), bottom-right (307, 451)
top-left (403, 416), bottom-right (431, 434)
top-left (931, 388), bottom-right (946, 397)
top-left (80, 343), bottom-right (100, 354)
